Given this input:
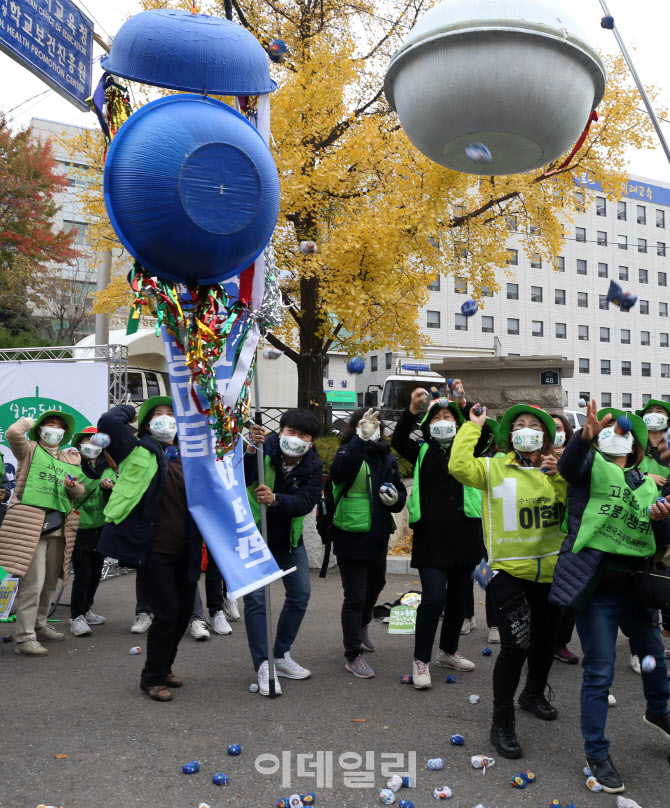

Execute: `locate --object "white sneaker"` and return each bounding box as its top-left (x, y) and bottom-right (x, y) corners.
top-left (190, 620), bottom-right (210, 641)
top-left (460, 616), bottom-right (476, 635)
top-left (70, 615), bottom-right (92, 636)
top-left (258, 660), bottom-right (282, 696)
top-left (14, 638), bottom-right (48, 656)
top-left (274, 651), bottom-right (311, 679)
top-left (223, 597), bottom-right (241, 621)
top-left (207, 610), bottom-right (232, 635)
top-left (131, 613), bottom-right (152, 634)
top-left (488, 626), bottom-right (501, 644)
top-left (630, 654), bottom-right (641, 675)
top-left (412, 658), bottom-right (432, 689)
top-left (436, 650), bottom-right (475, 671)
top-left (85, 610), bottom-right (105, 625)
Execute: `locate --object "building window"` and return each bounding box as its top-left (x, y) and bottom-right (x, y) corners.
top-left (637, 205), bottom-right (647, 225)
top-left (621, 329), bottom-right (631, 344)
top-left (661, 302), bottom-right (669, 318)
top-left (659, 272), bottom-right (667, 287)
top-left (556, 323), bottom-right (567, 339)
top-left (600, 327), bottom-right (610, 342)
top-left (385, 352), bottom-right (393, 370)
top-left (599, 295), bottom-right (609, 310)
top-left (642, 362), bottom-right (651, 377)
top-left (617, 201), bottom-right (627, 221)
top-left (555, 289), bottom-right (566, 305)
top-left (427, 310), bottom-right (441, 329)
top-left (622, 393), bottom-right (632, 408)
top-left (578, 325), bottom-right (589, 341)
top-left (639, 268), bottom-right (648, 284)
top-left (638, 238), bottom-right (648, 254)
top-left (596, 196), bottom-right (607, 216)
top-left (506, 215), bottom-right (517, 231)
top-left (454, 313), bottom-right (467, 331)
top-left (662, 364), bottom-right (670, 379)
top-left (641, 331), bottom-right (651, 346)
top-left (556, 256), bottom-right (565, 272)
top-left (577, 259), bottom-right (587, 275)
top-left (506, 249), bottom-right (518, 266)
top-left (601, 392), bottom-right (612, 407)
top-left (482, 316), bottom-right (494, 333)
top-left (428, 276), bottom-right (440, 291)
top-left (454, 277), bottom-right (467, 294)
top-left (530, 254), bottom-right (542, 269)
top-left (507, 283), bottom-right (519, 300)
top-left (63, 220), bottom-right (89, 247)
top-left (622, 361), bottom-right (631, 376)
top-left (532, 321), bottom-right (544, 337)
top-left (576, 227), bottom-right (586, 243)
top-left (371, 355), bottom-right (378, 372)
top-left (578, 292), bottom-right (588, 308)
top-left (575, 190), bottom-right (585, 211)
top-left (601, 360), bottom-right (611, 375)
top-left (619, 265), bottom-right (629, 281)
top-left (642, 394), bottom-right (652, 406)
top-left (598, 262), bottom-right (608, 278)
top-left (658, 242), bottom-right (667, 257)
top-left (618, 234), bottom-right (628, 250)
top-left (531, 286), bottom-right (543, 303)
top-left (580, 392), bottom-right (591, 404)
top-left (579, 358), bottom-right (590, 374)
top-left (507, 318), bottom-right (520, 335)
top-left (640, 300), bottom-right (649, 314)
top-left (662, 333), bottom-right (670, 348)
top-left (597, 231), bottom-right (608, 246)
top-left (482, 285), bottom-right (494, 297)
top-left (657, 209), bottom-right (665, 229)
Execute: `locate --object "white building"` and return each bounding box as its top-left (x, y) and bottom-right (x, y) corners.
top-left (358, 173), bottom-right (670, 413)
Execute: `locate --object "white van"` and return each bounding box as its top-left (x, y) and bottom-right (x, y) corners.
top-left (564, 410), bottom-right (586, 431)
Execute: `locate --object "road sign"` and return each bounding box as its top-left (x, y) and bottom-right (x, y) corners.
top-left (541, 370), bottom-right (560, 386)
top-left (0, 0), bottom-right (93, 112)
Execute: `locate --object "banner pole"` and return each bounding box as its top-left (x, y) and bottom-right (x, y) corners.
top-left (253, 359), bottom-right (277, 698)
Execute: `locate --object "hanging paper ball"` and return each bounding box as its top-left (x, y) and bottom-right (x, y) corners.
top-left (347, 357), bottom-right (366, 374)
top-left (615, 415), bottom-right (632, 436)
top-left (465, 143), bottom-right (492, 164)
top-left (460, 299), bottom-right (478, 317)
top-left (384, 0), bottom-right (606, 175)
top-left (641, 655), bottom-right (657, 673)
top-left (578, 398), bottom-right (587, 408)
top-left (601, 15), bottom-right (615, 29)
top-left (300, 240), bottom-right (317, 254)
top-left (268, 38), bottom-right (289, 62)
top-left (263, 346), bottom-right (283, 360)
top-left (89, 432), bottom-right (110, 449)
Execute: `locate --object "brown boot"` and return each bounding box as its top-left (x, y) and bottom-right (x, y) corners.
top-left (167, 673), bottom-right (184, 687)
top-left (140, 681), bottom-right (173, 701)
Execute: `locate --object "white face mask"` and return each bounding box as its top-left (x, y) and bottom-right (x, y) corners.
top-left (429, 421), bottom-right (457, 443)
top-left (512, 427), bottom-right (544, 453)
top-left (643, 412), bottom-right (668, 432)
top-left (149, 415), bottom-right (178, 442)
top-left (356, 426), bottom-right (381, 442)
top-left (40, 426), bottom-right (64, 446)
top-left (553, 432), bottom-right (566, 448)
top-left (80, 443), bottom-right (103, 459)
top-left (598, 426), bottom-right (633, 457)
top-left (280, 434), bottom-right (311, 458)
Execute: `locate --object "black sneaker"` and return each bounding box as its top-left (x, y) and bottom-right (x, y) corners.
top-left (586, 755), bottom-right (624, 794)
top-left (643, 710), bottom-right (670, 741)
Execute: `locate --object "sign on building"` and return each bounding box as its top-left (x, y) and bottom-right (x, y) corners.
top-left (0, 0), bottom-right (93, 112)
top-left (541, 370), bottom-right (560, 386)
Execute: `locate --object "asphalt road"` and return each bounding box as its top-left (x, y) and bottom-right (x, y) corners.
top-left (1, 570), bottom-right (668, 808)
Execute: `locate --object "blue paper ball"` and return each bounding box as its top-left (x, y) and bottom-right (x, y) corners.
top-left (346, 357), bottom-right (366, 374)
top-left (615, 414), bottom-right (632, 435)
top-left (460, 298), bottom-right (478, 317)
top-left (426, 758), bottom-right (444, 771)
top-left (182, 760), bottom-right (200, 774)
top-left (401, 777), bottom-right (414, 788)
top-left (450, 734), bottom-right (465, 746)
top-left (213, 772), bottom-right (229, 786)
top-left (227, 744), bottom-right (242, 756)
top-left (398, 801), bottom-right (415, 808)
top-left (268, 38), bottom-right (289, 62)
top-left (601, 15), bottom-right (615, 29)
top-left (301, 794), bottom-right (315, 805)
top-left (465, 143), bottom-right (492, 164)
top-left (445, 674), bottom-right (456, 683)
top-left (482, 647), bottom-right (493, 656)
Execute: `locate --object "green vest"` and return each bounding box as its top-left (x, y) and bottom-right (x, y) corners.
top-left (21, 446), bottom-right (78, 514)
top-left (408, 443), bottom-right (481, 525)
top-left (104, 447), bottom-right (158, 525)
top-left (332, 462), bottom-right (372, 532)
top-left (247, 455), bottom-right (305, 547)
top-left (639, 453), bottom-right (670, 479)
top-left (572, 451), bottom-right (658, 557)
top-left (77, 469), bottom-right (117, 530)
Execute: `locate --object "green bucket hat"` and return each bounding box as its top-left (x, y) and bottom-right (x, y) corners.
top-left (71, 426), bottom-right (98, 447)
top-left (137, 395), bottom-right (173, 431)
top-left (635, 399), bottom-right (670, 418)
top-left (597, 408), bottom-right (648, 452)
top-left (421, 397), bottom-right (465, 428)
top-left (486, 417), bottom-right (501, 448)
top-left (499, 404), bottom-right (556, 450)
top-left (28, 409), bottom-right (76, 446)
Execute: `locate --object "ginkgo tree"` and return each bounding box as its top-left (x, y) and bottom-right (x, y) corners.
top-left (81, 0), bottom-right (659, 411)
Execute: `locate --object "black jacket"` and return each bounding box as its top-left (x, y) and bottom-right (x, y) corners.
top-left (330, 436), bottom-right (407, 561)
top-left (243, 433), bottom-right (323, 554)
top-left (96, 405), bottom-right (202, 582)
top-left (391, 406), bottom-right (484, 569)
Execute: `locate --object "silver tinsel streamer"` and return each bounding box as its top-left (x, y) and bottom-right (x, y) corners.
top-left (250, 243), bottom-right (287, 334)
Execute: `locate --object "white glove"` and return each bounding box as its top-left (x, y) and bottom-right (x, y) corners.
top-left (379, 483), bottom-right (398, 506)
top-left (357, 408), bottom-right (380, 441)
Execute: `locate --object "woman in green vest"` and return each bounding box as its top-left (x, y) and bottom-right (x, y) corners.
top-left (330, 408), bottom-right (407, 679)
top-left (635, 399), bottom-right (670, 487)
top-left (550, 402), bottom-right (670, 793)
top-left (449, 404), bottom-right (567, 760)
top-left (68, 427), bottom-right (117, 638)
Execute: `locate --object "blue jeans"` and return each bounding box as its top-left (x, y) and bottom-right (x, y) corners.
top-left (575, 588), bottom-right (669, 759)
top-left (243, 542), bottom-right (311, 670)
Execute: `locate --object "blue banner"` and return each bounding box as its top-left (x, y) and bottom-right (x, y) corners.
top-left (576, 173), bottom-right (670, 209)
top-left (0, 0), bottom-right (93, 112)
top-left (160, 324), bottom-right (284, 600)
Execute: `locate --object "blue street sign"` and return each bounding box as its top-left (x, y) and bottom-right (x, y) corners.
top-left (541, 370), bottom-right (560, 386)
top-left (0, 0), bottom-right (93, 112)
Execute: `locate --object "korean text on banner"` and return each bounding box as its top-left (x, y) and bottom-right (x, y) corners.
top-left (161, 325), bottom-right (284, 600)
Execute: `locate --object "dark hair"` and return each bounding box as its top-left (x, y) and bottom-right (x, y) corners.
top-left (279, 408), bottom-right (321, 439)
top-left (339, 408), bottom-right (387, 445)
top-left (629, 441), bottom-right (645, 468)
top-left (549, 413), bottom-right (574, 443)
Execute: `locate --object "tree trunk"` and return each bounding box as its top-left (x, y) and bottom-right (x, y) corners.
top-left (296, 274), bottom-right (327, 416)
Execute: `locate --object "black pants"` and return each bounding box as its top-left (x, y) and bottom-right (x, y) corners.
top-left (141, 552), bottom-right (197, 687)
top-left (204, 556), bottom-right (225, 615)
top-left (556, 607), bottom-right (576, 649)
top-left (488, 570), bottom-right (561, 708)
top-left (464, 581), bottom-right (498, 628)
top-left (414, 565), bottom-right (472, 663)
top-left (70, 529), bottom-right (105, 619)
top-left (338, 557), bottom-right (387, 662)
top-left (135, 565), bottom-right (151, 615)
